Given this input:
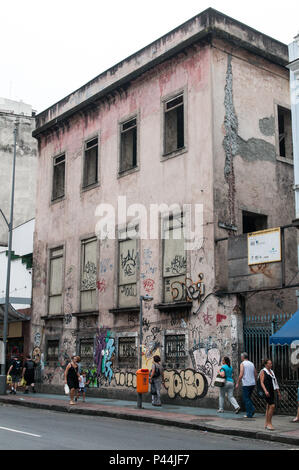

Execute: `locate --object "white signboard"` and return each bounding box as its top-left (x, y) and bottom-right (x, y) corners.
top-left (248, 228), bottom-right (281, 266)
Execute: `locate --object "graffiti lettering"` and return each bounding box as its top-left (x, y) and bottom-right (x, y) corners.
top-left (163, 369), bottom-right (208, 399)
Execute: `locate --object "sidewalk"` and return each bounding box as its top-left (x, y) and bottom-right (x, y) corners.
top-left (0, 392), bottom-right (299, 447)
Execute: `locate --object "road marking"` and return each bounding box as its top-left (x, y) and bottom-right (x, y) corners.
top-left (0, 426), bottom-right (41, 438)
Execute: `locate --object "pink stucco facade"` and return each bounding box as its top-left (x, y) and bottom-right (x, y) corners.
top-left (31, 9), bottom-right (297, 406)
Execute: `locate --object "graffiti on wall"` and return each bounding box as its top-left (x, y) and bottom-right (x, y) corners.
top-left (163, 369), bottom-right (208, 399)
top-left (94, 328), bottom-right (115, 384)
top-left (189, 344), bottom-right (220, 387)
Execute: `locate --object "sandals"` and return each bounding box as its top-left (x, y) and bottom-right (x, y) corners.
top-left (292, 418), bottom-right (299, 423)
top-left (265, 426), bottom-right (275, 431)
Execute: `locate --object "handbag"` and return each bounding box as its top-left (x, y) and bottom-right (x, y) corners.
top-left (64, 384), bottom-right (70, 395)
top-left (214, 373), bottom-right (226, 388)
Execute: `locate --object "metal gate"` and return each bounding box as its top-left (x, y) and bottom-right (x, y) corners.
top-left (243, 313), bottom-right (299, 415)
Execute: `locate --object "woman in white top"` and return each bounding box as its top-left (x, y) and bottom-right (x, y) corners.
top-left (259, 358), bottom-right (282, 430)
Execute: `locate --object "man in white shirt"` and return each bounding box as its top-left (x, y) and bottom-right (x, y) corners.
top-left (236, 352), bottom-right (257, 418)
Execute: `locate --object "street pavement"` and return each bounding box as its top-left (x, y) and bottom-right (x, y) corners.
top-left (0, 391), bottom-right (299, 447)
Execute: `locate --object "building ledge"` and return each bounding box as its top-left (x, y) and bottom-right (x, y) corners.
top-left (72, 312), bottom-right (99, 318)
top-left (41, 315), bottom-right (64, 321)
top-left (109, 307), bottom-right (140, 314)
top-left (154, 301), bottom-right (192, 312)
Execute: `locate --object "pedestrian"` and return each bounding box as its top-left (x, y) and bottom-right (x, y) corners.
top-left (236, 352), bottom-right (257, 418)
top-left (64, 356), bottom-right (80, 405)
top-left (22, 355), bottom-right (36, 394)
top-left (149, 355), bottom-right (165, 407)
top-left (292, 385), bottom-right (299, 423)
top-left (75, 356), bottom-right (82, 401)
top-left (7, 356), bottom-right (22, 395)
top-left (259, 358), bottom-right (282, 430)
top-left (217, 356), bottom-right (240, 414)
top-left (77, 371), bottom-right (90, 402)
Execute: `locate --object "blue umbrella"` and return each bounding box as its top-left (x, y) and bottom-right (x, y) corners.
top-left (269, 310), bottom-right (299, 346)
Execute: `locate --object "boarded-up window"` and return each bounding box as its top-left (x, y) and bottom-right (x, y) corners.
top-left (164, 95), bottom-right (184, 155)
top-left (278, 106), bottom-right (293, 160)
top-left (163, 214), bottom-right (186, 302)
top-left (165, 335), bottom-right (186, 361)
top-left (48, 247), bottom-right (63, 315)
top-left (83, 137), bottom-right (98, 188)
top-left (52, 154), bottom-right (65, 200)
top-left (120, 118), bottom-right (137, 173)
top-left (81, 238), bottom-right (97, 311)
top-left (118, 238), bottom-right (138, 307)
top-left (118, 337), bottom-right (137, 365)
top-left (47, 339), bottom-right (59, 363)
top-left (79, 339), bottom-right (94, 366)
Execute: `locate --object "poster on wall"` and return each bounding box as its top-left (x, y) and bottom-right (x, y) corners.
top-left (248, 227), bottom-right (281, 266)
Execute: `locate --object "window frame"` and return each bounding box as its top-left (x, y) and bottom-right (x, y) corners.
top-left (82, 134), bottom-right (100, 191)
top-left (47, 245), bottom-right (64, 316)
top-left (117, 226), bottom-right (139, 308)
top-left (51, 152), bottom-right (66, 202)
top-left (274, 101), bottom-right (294, 166)
top-left (161, 88), bottom-right (188, 161)
top-left (79, 236), bottom-right (98, 313)
top-left (118, 113), bottom-right (140, 178)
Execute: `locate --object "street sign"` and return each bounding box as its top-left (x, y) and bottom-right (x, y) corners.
top-left (248, 227), bottom-right (281, 266)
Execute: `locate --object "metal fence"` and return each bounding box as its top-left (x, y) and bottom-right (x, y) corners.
top-left (243, 313), bottom-right (299, 415)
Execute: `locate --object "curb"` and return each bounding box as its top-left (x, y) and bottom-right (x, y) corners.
top-left (1, 397), bottom-right (299, 447)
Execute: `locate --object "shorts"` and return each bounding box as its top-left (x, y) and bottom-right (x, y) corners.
top-left (79, 387), bottom-right (86, 393)
top-left (11, 375), bottom-right (21, 384)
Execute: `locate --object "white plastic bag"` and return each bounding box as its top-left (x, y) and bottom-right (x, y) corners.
top-left (64, 384), bottom-right (70, 395)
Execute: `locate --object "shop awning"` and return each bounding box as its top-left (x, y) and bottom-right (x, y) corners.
top-left (269, 309), bottom-right (299, 346)
top-left (0, 302), bottom-right (30, 322)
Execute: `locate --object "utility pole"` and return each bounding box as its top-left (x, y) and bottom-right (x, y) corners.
top-left (0, 121), bottom-right (18, 394)
top-left (288, 36), bottom-right (299, 307)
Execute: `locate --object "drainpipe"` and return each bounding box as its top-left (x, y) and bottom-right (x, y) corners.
top-left (288, 35), bottom-right (299, 308)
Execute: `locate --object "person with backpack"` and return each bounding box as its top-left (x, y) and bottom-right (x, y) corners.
top-left (149, 355), bottom-right (165, 407)
top-left (7, 356), bottom-right (22, 394)
top-left (22, 355), bottom-right (36, 394)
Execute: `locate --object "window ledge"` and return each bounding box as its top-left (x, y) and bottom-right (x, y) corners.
top-left (161, 147), bottom-right (187, 162)
top-left (117, 166), bottom-right (139, 179)
top-left (81, 182), bottom-right (100, 193)
top-left (276, 156), bottom-right (294, 165)
top-left (109, 306), bottom-right (140, 314)
top-left (72, 311), bottom-right (99, 317)
top-left (41, 315), bottom-right (64, 321)
top-left (50, 196), bottom-right (66, 206)
top-left (154, 301), bottom-right (192, 312)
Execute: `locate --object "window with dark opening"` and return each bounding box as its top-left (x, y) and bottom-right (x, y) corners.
top-left (120, 118), bottom-right (137, 173)
top-left (242, 211), bottom-right (268, 234)
top-left (47, 340), bottom-right (59, 363)
top-left (278, 106), bottom-right (293, 160)
top-left (165, 335), bottom-right (186, 361)
top-left (52, 154), bottom-right (65, 201)
top-left (79, 339), bottom-right (94, 366)
top-left (83, 137), bottom-right (98, 188)
top-left (118, 337), bottom-right (137, 365)
top-left (164, 94), bottom-right (184, 155)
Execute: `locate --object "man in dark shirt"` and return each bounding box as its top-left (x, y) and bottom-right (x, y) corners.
top-left (7, 356), bottom-right (22, 394)
top-left (22, 355), bottom-right (36, 393)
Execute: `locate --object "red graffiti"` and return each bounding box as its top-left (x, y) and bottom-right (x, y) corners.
top-left (97, 279), bottom-right (107, 293)
top-left (216, 313), bottom-right (227, 325)
top-left (203, 311), bottom-right (213, 326)
top-left (143, 278), bottom-right (155, 294)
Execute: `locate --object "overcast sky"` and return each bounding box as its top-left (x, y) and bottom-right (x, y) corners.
top-left (1, 0), bottom-right (299, 113)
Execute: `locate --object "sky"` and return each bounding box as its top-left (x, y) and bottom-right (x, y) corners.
top-left (1, 0), bottom-right (299, 114)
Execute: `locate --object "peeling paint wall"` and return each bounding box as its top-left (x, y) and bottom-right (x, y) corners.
top-left (213, 37), bottom-right (297, 315)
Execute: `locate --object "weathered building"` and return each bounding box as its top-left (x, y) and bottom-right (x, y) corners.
top-left (0, 98), bottom-right (37, 244)
top-left (31, 9), bottom-right (298, 407)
